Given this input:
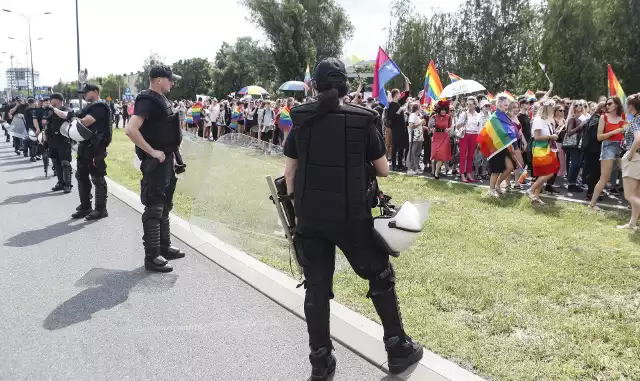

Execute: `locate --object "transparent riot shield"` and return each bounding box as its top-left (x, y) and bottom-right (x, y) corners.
top-left (186, 133), bottom-right (300, 275)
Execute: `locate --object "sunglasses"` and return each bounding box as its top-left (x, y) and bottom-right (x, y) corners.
top-left (484, 105), bottom-right (491, 108)
top-left (606, 102), bottom-right (615, 107)
top-left (574, 104), bottom-right (582, 108)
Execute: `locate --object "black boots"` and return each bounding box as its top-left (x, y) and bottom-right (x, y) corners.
top-left (385, 336), bottom-right (424, 374)
top-left (85, 176), bottom-right (108, 220)
top-left (160, 212), bottom-right (185, 259)
top-left (52, 183), bottom-right (65, 192)
top-left (62, 163), bottom-right (73, 193)
top-left (71, 176), bottom-right (92, 219)
top-left (143, 205), bottom-right (173, 273)
top-left (309, 346), bottom-right (336, 381)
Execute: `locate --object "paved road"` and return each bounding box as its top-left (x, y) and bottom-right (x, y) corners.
top-left (0, 142), bottom-right (388, 381)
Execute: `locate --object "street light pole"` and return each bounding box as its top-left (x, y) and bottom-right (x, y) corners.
top-left (75, 0), bottom-right (82, 109)
top-left (2, 9), bottom-right (52, 98)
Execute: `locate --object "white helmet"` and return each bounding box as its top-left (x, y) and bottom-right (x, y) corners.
top-left (28, 129), bottom-right (38, 141)
top-left (373, 201), bottom-right (430, 256)
top-left (60, 119), bottom-right (93, 142)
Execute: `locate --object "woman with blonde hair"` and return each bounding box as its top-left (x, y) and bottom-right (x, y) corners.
top-left (588, 96), bottom-right (626, 209)
top-left (527, 99), bottom-right (560, 204)
top-left (618, 94), bottom-right (640, 230)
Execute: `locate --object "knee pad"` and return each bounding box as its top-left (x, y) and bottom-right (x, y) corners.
top-left (61, 160), bottom-right (71, 168)
top-left (90, 176), bottom-right (106, 187)
top-left (142, 205), bottom-right (164, 222)
top-left (367, 264), bottom-right (396, 298)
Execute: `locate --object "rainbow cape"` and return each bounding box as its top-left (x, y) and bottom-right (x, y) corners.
top-left (448, 72), bottom-right (463, 83)
top-left (531, 136), bottom-right (560, 176)
top-left (185, 109), bottom-right (193, 124)
top-left (230, 106), bottom-right (241, 130)
top-left (279, 106), bottom-right (293, 127)
top-left (477, 110), bottom-right (518, 159)
top-left (191, 102), bottom-right (203, 124)
top-left (421, 59), bottom-right (443, 105)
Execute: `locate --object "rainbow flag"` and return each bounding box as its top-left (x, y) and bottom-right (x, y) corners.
top-left (477, 110), bottom-right (518, 159)
top-left (421, 59), bottom-right (443, 105)
top-left (185, 109), bottom-right (193, 124)
top-left (304, 63), bottom-right (311, 84)
top-left (608, 64), bottom-right (627, 105)
top-left (279, 106), bottom-right (293, 127)
top-left (525, 90), bottom-right (536, 101)
top-left (191, 102), bottom-right (203, 124)
top-left (532, 139), bottom-right (560, 176)
top-left (230, 106), bottom-right (241, 130)
top-left (487, 92), bottom-right (495, 103)
top-left (518, 166), bottom-right (529, 184)
top-left (448, 72), bottom-right (463, 83)
top-left (499, 90), bottom-right (516, 101)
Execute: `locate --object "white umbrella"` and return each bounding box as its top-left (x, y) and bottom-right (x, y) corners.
top-left (440, 79), bottom-right (486, 98)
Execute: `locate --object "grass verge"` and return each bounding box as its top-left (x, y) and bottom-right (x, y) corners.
top-left (106, 129), bottom-right (640, 380)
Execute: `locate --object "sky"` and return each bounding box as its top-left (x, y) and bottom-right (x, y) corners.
top-left (0, 0), bottom-right (464, 88)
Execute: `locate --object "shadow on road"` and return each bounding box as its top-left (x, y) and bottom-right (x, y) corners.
top-left (43, 267), bottom-right (178, 330)
top-left (3, 165), bottom-right (39, 173)
top-left (5, 219), bottom-right (90, 247)
top-left (0, 160), bottom-right (33, 168)
top-left (0, 190), bottom-right (66, 206)
top-left (7, 176), bottom-right (49, 185)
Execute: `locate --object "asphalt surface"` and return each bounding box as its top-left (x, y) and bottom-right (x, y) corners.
top-left (0, 141), bottom-right (389, 381)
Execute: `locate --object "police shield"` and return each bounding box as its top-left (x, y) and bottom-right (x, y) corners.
top-left (60, 119), bottom-right (93, 142)
top-left (8, 115), bottom-right (27, 138)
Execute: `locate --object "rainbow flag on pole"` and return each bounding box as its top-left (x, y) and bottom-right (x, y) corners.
top-left (421, 59), bottom-right (443, 105)
top-left (499, 90), bottom-right (516, 102)
top-left (279, 106), bottom-right (293, 127)
top-left (608, 64), bottom-right (627, 105)
top-left (487, 92), bottom-right (495, 103)
top-left (525, 90), bottom-right (536, 101)
top-left (304, 63), bottom-right (311, 85)
top-left (448, 72), bottom-right (463, 83)
top-left (477, 110), bottom-right (518, 160)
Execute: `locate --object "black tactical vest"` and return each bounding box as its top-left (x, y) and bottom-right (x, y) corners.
top-left (136, 90), bottom-right (181, 154)
top-left (290, 102), bottom-right (377, 226)
top-left (45, 107), bottom-right (66, 139)
top-left (78, 101), bottom-right (112, 147)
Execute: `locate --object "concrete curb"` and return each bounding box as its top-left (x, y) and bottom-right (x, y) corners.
top-left (103, 176), bottom-right (484, 380)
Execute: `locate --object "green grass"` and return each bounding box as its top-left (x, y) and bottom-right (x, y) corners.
top-left (106, 129), bottom-right (640, 380)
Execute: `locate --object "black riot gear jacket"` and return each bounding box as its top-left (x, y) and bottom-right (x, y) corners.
top-left (136, 89), bottom-right (182, 154)
top-left (78, 100), bottom-right (112, 148)
top-left (290, 102), bottom-right (380, 227)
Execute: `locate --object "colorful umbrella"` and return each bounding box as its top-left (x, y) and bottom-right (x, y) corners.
top-left (238, 86), bottom-right (268, 95)
top-left (278, 81), bottom-right (309, 92)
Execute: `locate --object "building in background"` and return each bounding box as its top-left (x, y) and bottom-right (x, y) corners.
top-left (5, 67), bottom-right (40, 94)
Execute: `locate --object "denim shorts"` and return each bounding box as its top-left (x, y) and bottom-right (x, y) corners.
top-left (600, 140), bottom-right (621, 161)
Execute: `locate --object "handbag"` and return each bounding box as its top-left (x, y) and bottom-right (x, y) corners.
top-left (562, 131), bottom-right (578, 149)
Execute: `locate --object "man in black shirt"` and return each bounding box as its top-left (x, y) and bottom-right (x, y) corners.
top-left (517, 96), bottom-right (532, 174)
top-left (284, 58), bottom-right (423, 380)
top-left (23, 98), bottom-right (41, 161)
top-left (386, 84), bottom-right (411, 171)
top-left (46, 93), bottom-right (75, 193)
top-left (125, 65), bottom-right (185, 273)
top-left (71, 84), bottom-right (112, 220)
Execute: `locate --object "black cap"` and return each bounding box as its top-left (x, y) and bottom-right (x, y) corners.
top-left (78, 83), bottom-right (100, 94)
top-left (27, 97), bottom-right (35, 104)
top-left (517, 95), bottom-right (528, 103)
top-left (313, 58), bottom-right (347, 86)
top-left (50, 92), bottom-right (64, 101)
top-left (149, 65), bottom-right (182, 81)
top-left (42, 96), bottom-right (50, 101)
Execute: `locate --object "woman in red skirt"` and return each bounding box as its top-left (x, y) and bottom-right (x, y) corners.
top-left (428, 100), bottom-right (453, 179)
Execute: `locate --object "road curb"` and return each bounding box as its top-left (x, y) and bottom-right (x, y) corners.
top-left (103, 176), bottom-right (484, 380)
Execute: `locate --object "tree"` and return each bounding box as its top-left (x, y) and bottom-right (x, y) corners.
top-left (52, 79), bottom-right (78, 101)
top-left (170, 58), bottom-right (214, 100)
top-left (135, 52), bottom-right (165, 93)
top-left (211, 37), bottom-right (277, 99)
top-left (99, 74), bottom-right (126, 100)
top-left (243, 0), bottom-right (353, 84)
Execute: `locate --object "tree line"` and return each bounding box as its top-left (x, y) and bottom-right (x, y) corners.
top-left (53, 0), bottom-right (638, 102)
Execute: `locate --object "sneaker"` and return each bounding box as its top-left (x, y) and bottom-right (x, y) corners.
top-left (30, 157), bottom-right (36, 162)
top-left (616, 223), bottom-right (638, 231)
top-left (487, 189), bottom-right (500, 198)
top-left (544, 186), bottom-right (558, 194)
top-left (567, 184), bottom-right (583, 193)
top-left (385, 336), bottom-right (424, 375)
top-left (406, 170), bottom-right (416, 176)
top-left (309, 346), bottom-right (336, 381)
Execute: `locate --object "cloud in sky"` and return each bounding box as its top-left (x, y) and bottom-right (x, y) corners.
top-left (0, 0), bottom-right (463, 87)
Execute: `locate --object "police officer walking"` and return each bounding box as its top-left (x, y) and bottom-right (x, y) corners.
top-left (46, 93), bottom-right (75, 193)
top-left (24, 98), bottom-right (40, 162)
top-left (125, 65), bottom-right (185, 273)
top-left (71, 84), bottom-right (112, 220)
top-left (285, 58), bottom-right (423, 380)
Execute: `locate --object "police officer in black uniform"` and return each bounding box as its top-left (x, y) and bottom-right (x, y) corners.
top-left (284, 58), bottom-right (423, 380)
top-left (71, 84), bottom-right (112, 220)
top-left (23, 98), bottom-right (40, 161)
top-left (124, 65), bottom-right (185, 273)
top-left (45, 93), bottom-right (74, 193)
